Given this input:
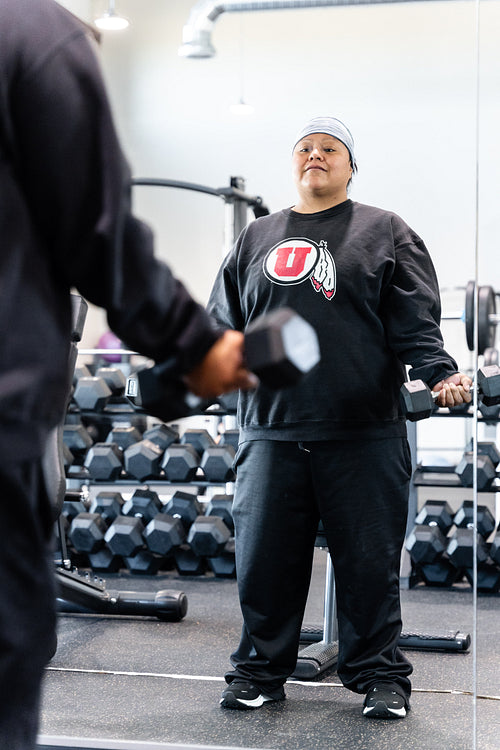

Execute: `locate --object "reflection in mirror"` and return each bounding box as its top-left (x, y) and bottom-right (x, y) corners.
top-left (42, 1), bottom-right (499, 749)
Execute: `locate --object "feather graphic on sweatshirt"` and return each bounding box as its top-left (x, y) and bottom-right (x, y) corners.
top-left (310, 241), bottom-right (336, 299)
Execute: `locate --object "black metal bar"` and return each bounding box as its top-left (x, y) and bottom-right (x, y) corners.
top-left (131, 177), bottom-right (269, 214)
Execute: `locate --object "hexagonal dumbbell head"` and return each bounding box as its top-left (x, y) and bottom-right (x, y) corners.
top-left (453, 500), bottom-right (496, 539)
top-left (105, 425), bottom-right (142, 451)
top-left (187, 515), bottom-right (232, 557)
top-left (124, 549), bottom-right (161, 575)
top-left (455, 453), bottom-right (496, 490)
top-left (123, 439), bottom-right (163, 481)
top-left (63, 422), bottom-right (94, 461)
top-left (415, 500), bottom-right (454, 534)
top-left (69, 512), bottom-right (109, 553)
top-left (174, 544), bottom-right (207, 576)
top-left (73, 376), bottom-right (112, 411)
top-left (399, 380), bottom-right (435, 422)
top-left (464, 439), bottom-right (500, 468)
top-left (89, 491), bottom-right (124, 523)
top-left (104, 516), bottom-right (145, 557)
top-left (88, 548), bottom-right (123, 573)
top-left (406, 524), bottom-right (447, 565)
top-left (143, 423), bottom-right (179, 452)
top-left (446, 528), bottom-right (489, 569)
top-left (95, 367), bottom-right (126, 396)
top-left (477, 364), bottom-right (500, 407)
top-left (208, 538), bottom-right (236, 578)
top-left (244, 307), bottom-right (320, 388)
top-left (200, 445), bottom-right (236, 482)
top-left (84, 442), bottom-right (123, 481)
top-left (464, 562), bottom-right (500, 593)
top-left (180, 428), bottom-right (215, 458)
top-left (163, 491), bottom-right (203, 532)
top-left (490, 532), bottom-right (500, 566)
top-left (418, 559), bottom-right (459, 588)
top-left (205, 494), bottom-right (234, 533)
top-left (162, 444), bottom-right (200, 482)
top-left (122, 488), bottom-right (162, 524)
top-left (144, 513), bottom-right (186, 556)
top-left (219, 430), bottom-right (239, 452)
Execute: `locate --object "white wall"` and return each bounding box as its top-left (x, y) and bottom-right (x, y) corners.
top-left (58, 0), bottom-right (499, 366)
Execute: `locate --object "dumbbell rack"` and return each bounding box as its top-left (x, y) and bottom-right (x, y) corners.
top-left (402, 410), bottom-right (500, 591)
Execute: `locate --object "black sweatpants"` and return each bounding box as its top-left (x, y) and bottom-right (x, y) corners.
top-left (0, 459), bottom-right (56, 750)
top-left (225, 437), bottom-right (413, 701)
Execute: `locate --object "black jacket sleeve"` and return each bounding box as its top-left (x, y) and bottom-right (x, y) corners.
top-left (4, 0), bottom-right (218, 373)
top-left (380, 216), bottom-right (458, 387)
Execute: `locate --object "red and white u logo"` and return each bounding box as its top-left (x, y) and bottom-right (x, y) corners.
top-left (263, 239), bottom-right (319, 285)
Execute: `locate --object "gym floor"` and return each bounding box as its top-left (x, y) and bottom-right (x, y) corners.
top-left (39, 550), bottom-right (499, 750)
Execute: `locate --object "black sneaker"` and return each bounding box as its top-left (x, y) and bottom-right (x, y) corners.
top-left (220, 681), bottom-right (284, 710)
top-left (362, 686), bottom-right (408, 719)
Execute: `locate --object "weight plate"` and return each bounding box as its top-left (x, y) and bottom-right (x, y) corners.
top-left (465, 280), bottom-right (475, 351)
top-left (478, 285), bottom-right (496, 355)
top-left (483, 347), bottom-right (499, 367)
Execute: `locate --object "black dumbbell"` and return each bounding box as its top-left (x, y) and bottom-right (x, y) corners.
top-left (417, 558), bottom-right (460, 588)
top-left (453, 500), bottom-right (496, 539)
top-left (89, 491), bottom-right (124, 522)
top-left (208, 539), bottom-right (236, 578)
top-left (105, 425), bottom-right (143, 451)
top-left (406, 524), bottom-right (447, 565)
top-left (414, 499), bottom-right (454, 533)
top-left (205, 494), bottom-right (234, 533)
top-left (490, 531), bottom-right (500, 566)
top-left (125, 307), bottom-right (320, 422)
top-left (87, 547), bottom-right (123, 573)
top-left (218, 430), bottom-right (239, 452)
top-left (123, 549), bottom-right (162, 576)
top-left (162, 444), bottom-right (200, 482)
top-left (68, 512), bottom-right (109, 554)
top-left (200, 446), bottom-right (236, 482)
top-left (455, 442), bottom-right (500, 489)
top-left (180, 428), bottom-right (215, 457)
top-left (122, 489), bottom-right (162, 524)
top-left (104, 516), bottom-right (145, 558)
top-left (144, 513), bottom-right (186, 557)
top-left (446, 528), bottom-right (489, 570)
top-left (464, 562), bottom-right (500, 593)
top-left (63, 422), bottom-right (94, 462)
top-left (123, 439), bottom-right (164, 481)
top-left (94, 367), bottom-right (126, 397)
top-left (187, 515), bottom-right (232, 557)
top-left (400, 365), bottom-right (500, 421)
top-left (84, 442), bottom-right (124, 481)
top-left (73, 375), bottom-right (112, 411)
top-left (143, 423), bottom-right (179, 451)
top-left (163, 491), bottom-right (202, 532)
top-left (61, 492), bottom-right (88, 521)
top-left (173, 545), bottom-right (207, 576)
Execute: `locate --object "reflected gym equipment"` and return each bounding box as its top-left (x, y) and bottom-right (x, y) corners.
top-left (442, 280), bottom-right (499, 354)
top-left (50, 295), bottom-right (188, 625)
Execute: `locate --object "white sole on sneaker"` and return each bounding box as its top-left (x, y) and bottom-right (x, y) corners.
top-left (363, 702), bottom-right (407, 719)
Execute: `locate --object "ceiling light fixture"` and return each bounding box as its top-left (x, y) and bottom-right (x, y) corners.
top-left (94, 0), bottom-right (129, 31)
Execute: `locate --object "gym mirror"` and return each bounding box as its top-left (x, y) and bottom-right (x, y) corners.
top-left (42, 1), bottom-right (498, 748)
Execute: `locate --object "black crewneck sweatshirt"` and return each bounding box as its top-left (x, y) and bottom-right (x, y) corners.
top-left (208, 199), bottom-right (458, 441)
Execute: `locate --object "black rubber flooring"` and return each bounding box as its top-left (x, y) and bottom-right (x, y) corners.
top-left (39, 551), bottom-right (500, 750)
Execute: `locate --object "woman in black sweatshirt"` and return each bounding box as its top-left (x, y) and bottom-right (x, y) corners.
top-left (209, 116), bottom-right (471, 719)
